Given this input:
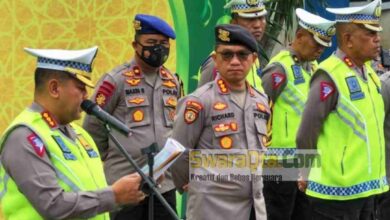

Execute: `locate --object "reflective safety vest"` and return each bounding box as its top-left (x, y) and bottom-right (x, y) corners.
top-left (266, 50), bottom-right (316, 158)
top-left (306, 55), bottom-right (388, 200)
top-left (198, 54), bottom-right (264, 92)
top-left (0, 108), bottom-right (110, 220)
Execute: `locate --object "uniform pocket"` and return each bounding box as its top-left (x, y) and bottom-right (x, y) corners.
top-left (162, 96), bottom-right (178, 127)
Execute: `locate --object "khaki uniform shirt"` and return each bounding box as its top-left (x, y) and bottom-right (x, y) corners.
top-left (0, 103), bottom-right (115, 219)
top-left (171, 76), bottom-right (270, 220)
top-left (83, 60), bottom-right (181, 193)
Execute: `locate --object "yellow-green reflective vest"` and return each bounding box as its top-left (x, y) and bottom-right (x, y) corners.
top-left (198, 54), bottom-right (264, 92)
top-left (0, 108), bottom-right (110, 220)
top-left (266, 50), bottom-right (316, 158)
top-left (306, 55), bottom-right (388, 200)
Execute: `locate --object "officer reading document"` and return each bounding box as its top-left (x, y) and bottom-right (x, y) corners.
top-left (0, 47), bottom-right (145, 219)
top-left (83, 14), bottom-right (181, 220)
top-left (172, 24), bottom-right (270, 220)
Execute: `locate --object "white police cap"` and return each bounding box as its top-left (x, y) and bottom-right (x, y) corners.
top-left (326, 0), bottom-right (382, 32)
top-left (296, 8), bottom-right (336, 47)
top-left (224, 0), bottom-right (267, 18)
top-left (24, 46), bottom-right (98, 88)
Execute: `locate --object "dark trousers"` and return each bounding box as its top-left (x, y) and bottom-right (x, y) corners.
top-left (375, 191), bottom-right (390, 220)
top-left (263, 180), bottom-right (310, 220)
top-left (309, 195), bottom-right (375, 220)
top-left (112, 189), bottom-right (177, 220)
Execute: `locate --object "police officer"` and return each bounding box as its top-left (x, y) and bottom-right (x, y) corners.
top-left (261, 8), bottom-right (335, 220)
top-left (83, 14), bottom-right (181, 220)
top-left (197, 0), bottom-right (267, 91)
top-left (171, 24), bottom-right (269, 220)
top-left (296, 0), bottom-right (387, 218)
top-left (376, 71), bottom-right (390, 219)
top-left (0, 47), bottom-right (145, 219)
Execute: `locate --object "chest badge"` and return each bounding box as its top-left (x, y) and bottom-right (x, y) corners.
top-left (220, 136), bottom-right (233, 149)
top-left (132, 109), bottom-right (144, 122)
top-left (128, 97), bottom-right (145, 105)
top-left (345, 76), bottom-right (365, 100)
top-left (213, 102), bottom-right (227, 111)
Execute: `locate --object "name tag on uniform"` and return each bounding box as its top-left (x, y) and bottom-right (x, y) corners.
top-left (292, 65), bottom-right (305, 85)
top-left (345, 76), bottom-right (365, 100)
top-left (53, 135), bottom-right (76, 160)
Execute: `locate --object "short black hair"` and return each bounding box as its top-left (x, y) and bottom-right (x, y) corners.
top-left (34, 68), bottom-right (73, 92)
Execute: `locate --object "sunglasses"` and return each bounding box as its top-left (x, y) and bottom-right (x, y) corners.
top-left (216, 50), bottom-right (253, 61)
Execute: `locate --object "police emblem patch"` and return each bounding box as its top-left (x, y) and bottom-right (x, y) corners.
top-left (246, 0), bottom-right (259, 6)
top-left (375, 6), bottom-right (382, 17)
top-left (220, 136), bottom-right (233, 149)
top-left (132, 110), bottom-right (144, 122)
top-left (320, 82), bottom-right (335, 101)
top-left (346, 76), bottom-right (365, 100)
top-left (27, 134), bottom-right (45, 157)
top-left (272, 73), bottom-right (286, 89)
top-left (184, 109), bottom-right (198, 124)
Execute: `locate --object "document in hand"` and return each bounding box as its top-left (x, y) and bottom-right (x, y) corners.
top-left (141, 138), bottom-right (186, 179)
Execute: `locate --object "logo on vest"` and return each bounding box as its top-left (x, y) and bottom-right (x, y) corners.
top-left (292, 65), bottom-right (305, 85)
top-left (346, 76), bottom-right (365, 101)
top-left (272, 73), bottom-right (286, 89)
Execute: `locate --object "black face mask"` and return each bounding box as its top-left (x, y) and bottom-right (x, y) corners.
top-left (136, 42), bottom-right (170, 67)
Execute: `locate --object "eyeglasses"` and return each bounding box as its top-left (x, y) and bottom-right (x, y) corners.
top-left (216, 50), bottom-right (253, 61)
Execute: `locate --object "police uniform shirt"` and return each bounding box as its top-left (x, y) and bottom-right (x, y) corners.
top-left (296, 49), bottom-right (374, 152)
top-left (261, 47), bottom-right (316, 103)
top-left (379, 72), bottom-right (390, 183)
top-left (171, 76), bottom-right (269, 220)
top-left (83, 59), bottom-right (181, 193)
top-left (0, 103), bottom-right (116, 219)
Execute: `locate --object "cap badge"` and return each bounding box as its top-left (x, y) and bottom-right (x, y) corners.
top-left (133, 20), bottom-right (141, 30)
top-left (326, 26), bottom-right (336, 36)
top-left (218, 29), bottom-right (230, 42)
top-left (375, 6), bottom-right (382, 17)
top-left (246, 0), bottom-right (259, 6)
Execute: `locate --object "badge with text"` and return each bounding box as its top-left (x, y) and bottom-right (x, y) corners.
top-left (291, 65), bottom-right (305, 84)
top-left (27, 134), bottom-right (46, 157)
top-left (320, 82), bottom-right (335, 101)
top-left (345, 76), bottom-right (365, 100)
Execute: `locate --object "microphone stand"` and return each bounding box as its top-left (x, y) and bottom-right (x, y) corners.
top-left (105, 124), bottom-right (179, 220)
top-left (141, 143), bottom-right (158, 220)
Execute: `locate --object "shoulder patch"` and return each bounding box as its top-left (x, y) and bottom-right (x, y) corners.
top-left (27, 134), bottom-right (45, 157)
top-left (320, 82), bottom-right (335, 101)
top-left (184, 100), bottom-right (203, 124)
top-left (96, 80), bottom-right (116, 107)
top-left (272, 73), bottom-right (286, 89)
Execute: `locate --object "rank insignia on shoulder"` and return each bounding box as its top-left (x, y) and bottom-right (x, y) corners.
top-left (320, 82), bottom-right (335, 101)
top-left (213, 102), bottom-right (228, 111)
top-left (163, 80), bottom-right (176, 88)
top-left (343, 57), bottom-right (354, 68)
top-left (41, 111), bottom-right (57, 128)
top-left (133, 66), bottom-right (142, 77)
top-left (217, 79), bottom-right (229, 94)
top-left (96, 81), bottom-right (115, 107)
top-left (126, 78), bottom-right (141, 86)
top-left (122, 70), bottom-right (134, 77)
top-left (272, 73), bottom-right (286, 89)
top-left (132, 109), bottom-right (145, 122)
top-left (292, 65), bottom-right (305, 84)
top-left (27, 134), bottom-right (46, 157)
top-left (128, 97), bottom-right (145, 105)
top-left (220, 136), bottom-right (233, 149)
top-left (160, 68), bottom-right (174, 80)
top-left (345, 76), bottom-right (365, 100)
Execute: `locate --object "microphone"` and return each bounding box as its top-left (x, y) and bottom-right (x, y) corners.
top-left (81, 100), bottom-right (131, 136)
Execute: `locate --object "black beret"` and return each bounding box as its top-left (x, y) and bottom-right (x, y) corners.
top-left (215, 24), bottom-right (258, 53)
